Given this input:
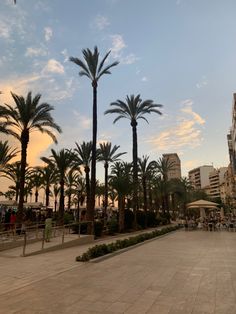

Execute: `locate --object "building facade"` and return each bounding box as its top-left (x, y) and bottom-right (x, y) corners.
top-left (162, 153), bottom-right (181, 180)
top-left (188, 165), bottom-right (214, 190)
top-left (209, 167), bottom-right (227, 199)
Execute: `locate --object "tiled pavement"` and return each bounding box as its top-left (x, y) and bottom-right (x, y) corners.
top-left (0, 230), bottom-right (236, 313)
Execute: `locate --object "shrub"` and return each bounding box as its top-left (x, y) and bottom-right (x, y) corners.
top-left (64, 212), bottom-right (74, 225)
top-left (107, 217), bottom-right (118, 235)
top-left (124, 209), bottom-right (134, 230)
top-left (94, 221), bottom-right (103, 238)
top-left (136, 210), bottom-right (146, 229)
top-left (146, 211), bottom-right (158, 227)
top-left (76, 225), bottom-right (179, 262)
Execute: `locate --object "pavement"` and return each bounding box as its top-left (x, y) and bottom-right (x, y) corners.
top-left (0, 229), bottom-right (236, 313)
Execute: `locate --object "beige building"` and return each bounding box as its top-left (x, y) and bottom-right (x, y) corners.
top-left (162, 153), bottom-right (181, 180)
top-left (188, 165), bottom-right (214, 190)
top-left (209, 167), bottom-right (227, 199)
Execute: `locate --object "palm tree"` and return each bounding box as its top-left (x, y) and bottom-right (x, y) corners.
top-left (110, 161), bottom-right (132, 232)
top-left (29, 168), bottom-right (43, 203)
top-left (97, 142), bottom-right (126, 215)
top-left (52, 184), bottom-right (60, 212)
top-left (70, 47), bottom-right (119, 228)
top-left (105, 94), bottom-right (162, 227)
top-left (74, 141), bottom-right (92, 218)
top-left (0, 141), bottom-right (18, 175)
top-left (39, 164), bottom-right (57, 208)
top-left (3, 162), bottom-right (30, 202)
top-left (65, 168), bottom-right (81, 210)
top-left (0, 92), bottom-right (61, 217)
top-left (138, 155), bottom-right (156, 227)
top-left (155, 157), bottom-right (175, 214)
top-left (42, 149), bottom-right (74, 222)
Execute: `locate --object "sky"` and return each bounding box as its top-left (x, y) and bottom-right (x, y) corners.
top-left (1, 0), bottom-right (236, 193)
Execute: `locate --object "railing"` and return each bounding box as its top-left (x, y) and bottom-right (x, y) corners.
top-left (21, 221), bottom-right (93, 256)
top-left (0, 221), bottom-right (93, 256)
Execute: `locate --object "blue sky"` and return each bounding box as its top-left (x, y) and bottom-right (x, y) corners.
top-left (1, 0), bottom-right (236, 188)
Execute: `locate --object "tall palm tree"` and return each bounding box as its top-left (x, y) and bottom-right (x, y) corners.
top-left (0, 92), bottom-right (61, 217)
top-left (105, 94), bottom-right (162, 227)
top-left (138, 155), bottom-right (156, 227)
top-left (74, 141), bottom-right (92, 218)
top-left (0, 141), bottom-right (18, 175)
top-left (42, 149), bottom-right (74, 222)
top-left (52, 184), bottom-right (60, 212)
top-left (70, 47), bottom-right (119, 228)
top-left (97, 142), bottom-right (126, 214)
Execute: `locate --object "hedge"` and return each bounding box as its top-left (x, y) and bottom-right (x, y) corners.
top-left (76, 225), bottom-right (180, 262)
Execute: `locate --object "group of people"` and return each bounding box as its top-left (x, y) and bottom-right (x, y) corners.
top-left (1, 208), bottom-right (17, 231)
top-left (184, 215), bottom-right (236, 231)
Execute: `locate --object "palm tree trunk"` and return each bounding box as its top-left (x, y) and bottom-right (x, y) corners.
top-left (45, 186), bottom-right (50, 208)
top-left (143, 177), bottom-right (148, 228)
top-left (131, 120), bottom-right (138, 229)
top-left (35, 190), bottom-right (38, 203)
top-left (85, 167), bottom-right (90, 217)
top-left (59, 179), bottom-right (64, 224)
top-left (89, 82), bottom-right (97, 233)
top-left (18, 132), bottom-right (29, 220)
top-left (104, 162), bottom-right (108, 215)
top-left (68, 193), bottom-right (71, 210)
top-left (118, 195), bottom-right (125, 232)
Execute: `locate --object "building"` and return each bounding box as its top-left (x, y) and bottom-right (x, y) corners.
top-left (228, 93), bottom-right (236, 175)
top-left (188, 165), bottom-right (214, 190)
top-left (162, 153), bottom-right (181, 180)
top-left (209, 167), bottom-right (227, 199)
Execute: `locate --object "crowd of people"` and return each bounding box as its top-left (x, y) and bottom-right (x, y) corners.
top-left (183, 214), bottom-right (236, 231)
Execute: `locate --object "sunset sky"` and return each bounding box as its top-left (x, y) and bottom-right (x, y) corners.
top-left (1, 0), bottom-right (236, 192)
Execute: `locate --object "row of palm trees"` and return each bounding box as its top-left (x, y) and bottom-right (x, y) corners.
top-left (0, 46), bottom-right (204, 232)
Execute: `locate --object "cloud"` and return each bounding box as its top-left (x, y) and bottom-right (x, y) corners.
top-left (25, 47), bottom-right (48, 57)
top-left (72, 110), bottom-right (92, 129)
top-left (141, 76), bottom-right (148, 82)
top-left (146, 99), bottom-right (205, 152)
top-left (110, 34), bottom-right (139, 64)
top-left (110, 34), bottom-right (126, 58)
top-left (61, 49), bottom-right (69, 62)
top-left (93, 15), bottom-right (110, 30)
top-left (44, 27), bottom-right (53, 41)
top-left (0, 20), bottom-right (11, 39)
top-left (196, 76), bottom-right (208, 88)
top-left (42, 59), bottom-right (64, 74)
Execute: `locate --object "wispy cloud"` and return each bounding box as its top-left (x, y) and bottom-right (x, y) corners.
top-left (72, 110), bottom-right (92, 129)
top-left (196, 76), bottom-right (208, 89)
top-left (44, 27), bottom-right (53, 41)
top-left (146, 99), bottom-right (205, 152)
top-left (92, 15), bottom-right (110, 30)
top-left (110, 34), bottom-right (139, 64)
top-left (25, 47), bottom-right (48, 57)
top-left (141, 76), bottom-right (148, 82)
top-left (42, 59), bottom-right (64, 74)
top-left (61, 49), bottom-right (69, 62)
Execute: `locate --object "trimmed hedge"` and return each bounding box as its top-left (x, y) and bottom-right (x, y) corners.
top-left (76, 225), bottom-right (180, 262)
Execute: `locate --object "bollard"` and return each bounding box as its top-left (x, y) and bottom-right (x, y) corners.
top-left (62, 226), bottom-right (65, 244)
top-left (42, 229), bottom-right (45, 250)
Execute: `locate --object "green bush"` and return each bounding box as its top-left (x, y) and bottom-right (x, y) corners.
top-left (124, 209), bottom-right (134, 230)
top-left (107, 217), bottom-right (118, 235)
top-left (147, 211), bottom-right (158, 227)
top-left (64, 212), bottom-right (74, 225)
top-left (94, 221), bottom-right (103, 238)
top-left (137, 210), bottom-right (146, 229)
top-left (76, 225), bottom-right (179, 262)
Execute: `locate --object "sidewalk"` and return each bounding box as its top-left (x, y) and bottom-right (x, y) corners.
top-left (0, 229), bottom-right (236, 313)
top-left (0, 225), bottom-right (173, 296)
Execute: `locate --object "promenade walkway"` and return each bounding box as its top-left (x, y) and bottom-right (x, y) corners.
top-left (0, 230), bottom-right (236, 313)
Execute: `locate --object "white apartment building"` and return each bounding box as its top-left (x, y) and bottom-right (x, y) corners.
top-left (209, 167), bottom-right (227, 199)
top-left (188, 165), bottom-right (214, 190)
top-left (162, 153), bottom-right (181, 180)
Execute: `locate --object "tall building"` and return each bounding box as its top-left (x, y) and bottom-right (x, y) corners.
top-left (228, 93), bottom-right (236, 175)
top-left (188, 165), bottom-right (214, 190)
top-left (162, 153), bottom-right (181, 180)
top-left (209, 167), bottom-right (227, 199)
